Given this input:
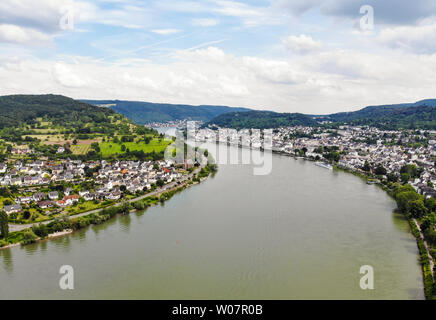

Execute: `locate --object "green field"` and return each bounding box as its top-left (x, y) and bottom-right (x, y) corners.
top-left (100, 138), bottom-right (171, 157)
top-left (71, 145), bottom-right (92, 155)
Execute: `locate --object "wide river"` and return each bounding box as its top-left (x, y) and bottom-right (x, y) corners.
top-left (0, 142), bottom-right (424, 299)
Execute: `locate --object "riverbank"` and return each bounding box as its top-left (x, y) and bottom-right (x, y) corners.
top-left (297, 155), bottom-right (435, 299)
top-left (1, 164), bottom-right (216, 250)
top-left (212, 140), bottom-right (434, 299)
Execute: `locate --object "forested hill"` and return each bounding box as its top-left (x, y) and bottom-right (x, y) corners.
top-left (203, 99), bottom-right (436, 130)
top-left (318, 99), bottom-right (436, 130)
top-left (0, 94), bottom-right (114, 129)
top-left (81, 100), bottom-right (251, 124)
top-left (203, 111), bottom-right (318, 129)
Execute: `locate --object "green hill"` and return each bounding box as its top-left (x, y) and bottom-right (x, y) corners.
top-left (204, 111), bottom-right (318, 129)
top-left (0, 95), bottom-right (169, 161)
top-left (319, 100), bottom-right (436, 130)
top-left (0, 94), bottom-right (114, 130)
top-left (81, 100), bottom-right (252, 124)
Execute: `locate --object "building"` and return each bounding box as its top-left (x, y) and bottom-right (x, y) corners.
top-left (4, 204), bottom-right (22, 215)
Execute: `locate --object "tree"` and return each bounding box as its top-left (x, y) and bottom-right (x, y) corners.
top-left (374, 165), bottom-right (387, 176)
top-left (424, 197), bottom-right (436, 212)
top-left (73, 139), bottom-right (78, 145)
top-left (387, 173), bottom-right (398, 183)
top-left (0, 211), bottom-right (8, 239)
top-left (395, 191), bottom-right (421, 213)
top-left (400, 173), bottom-right (410, 184)
top-left (21, 230), bottom-right (38, 245)
top-left (156, 179), bottom-right (164, 187)
top-left (32, 223), bottom-right (48, 238)
top-left (121, 144), bottom-right (126, 152)
top-left (121, 202), bottom-right (131, 214)
top-left (408, 199), bottom-right (428, 218)
top-left (362, 161), bottom-right (371, 172)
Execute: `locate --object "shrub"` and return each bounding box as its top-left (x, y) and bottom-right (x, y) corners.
top-left (21, 230), bottom-right (38, 245)
top-left (32, 223), bottom-right (49, 238)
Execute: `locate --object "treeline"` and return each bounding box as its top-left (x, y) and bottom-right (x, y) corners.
top-left (204, 111), bottom-right (318, 130)
top-left (0, 94), bottom-right (114, 130)
top-left (392, 184), bottom-right (436, 299)
top-left (324, 104), bottom-right (436, 130)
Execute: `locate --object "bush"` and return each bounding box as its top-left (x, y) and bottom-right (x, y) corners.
top-left (32, 223), bottom-right (49, 238)
top-left (21, 230), bottom-right (38, 245)
top-left (0, 239), bottom-right (8, 247)
top-left (70, 217), bottom-right (90, 230)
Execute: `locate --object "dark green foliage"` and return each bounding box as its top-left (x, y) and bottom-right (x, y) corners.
top-left (320, 100), bottom-right (436, 130)
top-left (0, 94), bottom-right (114, 130)
top-left (21, 230), bottom-right (38, 245)
top-left (374, 165), bottom-right (387, 176)
top-left (32, 223), bottom-right (49, 238)
top-left (0, 211), bottom-right (8, 238)
top-left (362, 161), bottom-right (371, 172)
top-left (205, 111), bottom-right (318, 129)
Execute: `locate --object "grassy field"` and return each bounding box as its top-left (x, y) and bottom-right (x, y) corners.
top-left (100, 138), bottom-right (171, 157)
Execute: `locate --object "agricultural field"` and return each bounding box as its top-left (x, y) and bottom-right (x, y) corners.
top-left (71, 144), bottom-right (92, 155)
top-left (100, 138), bottom-right (171, 157)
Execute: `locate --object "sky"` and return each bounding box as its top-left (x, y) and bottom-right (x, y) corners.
top-left (0, 0), bottom-right (436, 114)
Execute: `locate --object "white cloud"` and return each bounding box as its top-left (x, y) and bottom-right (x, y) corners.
top-left (0, 0), bottom-right (154, 45)
top-left (1, 35), bottom-right (436, 114)
top-left (378, 22), bottom-right (436, 54)
top-left (283, 35), bottom-right (323, 55)
top-left (53, 63), bottom-right (87, 88)
top-left (0, 24), bottom-right (53, 45)
top-left (151, 28), bottom-right (182, 35)
top-left (191, 18), bottom-right (220, 27)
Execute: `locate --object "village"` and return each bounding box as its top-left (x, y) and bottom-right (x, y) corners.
top-left (0, 158), bottom-right (196, 220)
top-left (195, 125), bottom-right (436, 200)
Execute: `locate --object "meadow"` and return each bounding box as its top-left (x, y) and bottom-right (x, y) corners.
top-left (100, 138), bottom-right (171, 157)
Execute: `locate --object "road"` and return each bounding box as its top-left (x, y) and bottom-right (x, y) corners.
top-left (9, 168), bottom-right (200, 233)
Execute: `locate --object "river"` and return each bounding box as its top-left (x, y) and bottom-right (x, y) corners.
top-left (0, 142), bottom-right (424, 299)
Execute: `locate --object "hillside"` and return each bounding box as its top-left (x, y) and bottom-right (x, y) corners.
top-left (203, 111), bottom-right (318, 129)
top-left (82, 100), bottom-right (251, 124)
top-left (0, 95), bottom-right (170, 161)
top-left (0, 95), bottom-right (114, 130)
top-left (318, 100), bottom-right (436, 130)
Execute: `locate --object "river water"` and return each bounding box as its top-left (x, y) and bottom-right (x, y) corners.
top-left (0, 142), bottom-right (424, 299)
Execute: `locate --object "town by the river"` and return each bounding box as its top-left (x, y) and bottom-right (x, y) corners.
top-left (0, 142), bottom-right (424, 299)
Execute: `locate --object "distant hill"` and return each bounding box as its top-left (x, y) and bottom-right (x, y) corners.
top-left (203, 99), bottom-right (436, 130)
top-left (318, 99), bottom-right (436, 130)
top-left (0, 94), bottom-right (114, 130)
top-left (203, 111), bottom-right (318, 129)
top-left (81, 100), bottom-right (252, 124)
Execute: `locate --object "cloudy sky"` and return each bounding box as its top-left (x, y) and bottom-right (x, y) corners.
top-left (0, 0), bottom-right (436, 114)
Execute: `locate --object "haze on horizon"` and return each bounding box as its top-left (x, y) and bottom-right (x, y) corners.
top-left (0, 0), bottom-right (435, 114)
